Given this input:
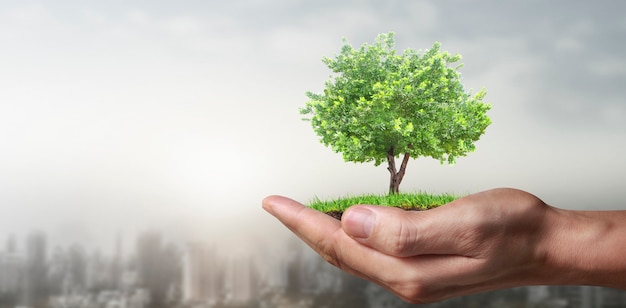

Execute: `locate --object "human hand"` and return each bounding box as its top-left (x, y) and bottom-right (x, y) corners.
top-left (262, 188), bottom-right (626, 303)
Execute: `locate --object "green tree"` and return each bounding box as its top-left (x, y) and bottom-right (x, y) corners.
top-left (301, 33), bottom-right (491, 194)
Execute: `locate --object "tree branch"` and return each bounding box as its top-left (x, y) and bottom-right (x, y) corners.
top-left (386, 147), bottom-right (397, 175)
top-left (397, 152), bottom-right (411, 184)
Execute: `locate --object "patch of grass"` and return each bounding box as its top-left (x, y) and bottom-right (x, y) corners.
top-left (307, 192), bottom-right (460, 213)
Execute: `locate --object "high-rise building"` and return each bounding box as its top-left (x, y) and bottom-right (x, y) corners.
top-left (135, 231), bottom-right (180, 308)
top-left (109, 233), bottom-right (123, 290)
top-left (23, 231), bottom-right (48, 308)
top-left (224, 255), bottom-right (259, 306)
top-left (181, 242), bottom-right (219, 304)
top-left (0, 246), bottom-right (24, 296)
top-left (5, 234), bottom-right (16, 254)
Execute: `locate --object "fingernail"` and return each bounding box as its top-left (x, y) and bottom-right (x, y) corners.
top-left (343, 207), bottom-right (374, 239)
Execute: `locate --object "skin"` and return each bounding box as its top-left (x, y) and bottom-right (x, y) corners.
top-left (262, 188), bottom-right (626, 304)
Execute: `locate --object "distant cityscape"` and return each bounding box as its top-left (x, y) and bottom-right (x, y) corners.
top-left (0, 230), bottom-right (624, 308)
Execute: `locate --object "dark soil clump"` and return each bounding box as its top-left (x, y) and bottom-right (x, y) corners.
top-left (325, 207), bottom-right (429, 221)
top-left (325, 211), bottom-right (344, 220)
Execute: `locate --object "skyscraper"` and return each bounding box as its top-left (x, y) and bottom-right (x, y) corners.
top-left (0, 235), bottom-right (24, 300)
top-left (224, 255), bottom-right (259, 306)
top-left (23, 231), bottom-right (48, 308)
top-left (136, 231), bottom-right (180, 308)
top-left (182, 242), bottom-right (219, 305)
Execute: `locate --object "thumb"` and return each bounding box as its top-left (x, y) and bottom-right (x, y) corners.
top-left (341, 205), bottom-right (466, 257)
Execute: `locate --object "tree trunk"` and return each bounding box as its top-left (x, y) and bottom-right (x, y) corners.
top-left (387, 147), bottom-right (411, 195)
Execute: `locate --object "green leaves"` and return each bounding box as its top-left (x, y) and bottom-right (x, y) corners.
top-left (301, 32), bottom-right (491, 167)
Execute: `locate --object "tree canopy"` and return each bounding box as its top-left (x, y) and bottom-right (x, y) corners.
top-left (301, 32), bottom-right (491, 193)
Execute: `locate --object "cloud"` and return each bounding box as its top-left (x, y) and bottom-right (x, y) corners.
top-left (426, 0), bottom-right (626, 133)
top-left (1, 0), bottom-right (625, 251)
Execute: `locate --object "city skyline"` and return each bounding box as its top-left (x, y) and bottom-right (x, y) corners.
top-left (0, 228), bottom-right (276, 307)
top-left (0, 228), bottom-right (624, 308)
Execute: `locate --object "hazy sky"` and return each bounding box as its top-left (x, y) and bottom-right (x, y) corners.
top-left (1, 0), bottom-right (625, 252)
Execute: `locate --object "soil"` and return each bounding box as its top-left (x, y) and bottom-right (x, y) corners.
top-left (326, 211), bottom-right (344, 220)
top-left (325, 206), bottom-right (429, 221)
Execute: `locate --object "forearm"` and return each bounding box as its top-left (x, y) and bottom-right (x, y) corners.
top-left (540, 207), bottom-right (626, 289)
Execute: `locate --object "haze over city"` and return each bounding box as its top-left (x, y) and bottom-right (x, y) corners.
top-left (1, 0), bottom-right (625, 255)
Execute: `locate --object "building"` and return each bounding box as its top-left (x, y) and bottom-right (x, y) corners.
top-left (224, 255), bottom-right (260, 306)
top-left (182, 242), bottom-right (220, 305)
top-left (23, 231), bottom-right (48, 308)
top-left (0, 249), bottom-right (24, 297)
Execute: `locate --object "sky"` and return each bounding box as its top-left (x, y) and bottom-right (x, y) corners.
top-left (1, 0), bottom-right (626, 253)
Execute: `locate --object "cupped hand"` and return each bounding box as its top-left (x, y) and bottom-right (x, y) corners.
top-left (262, 188), bottom-right (560, 304)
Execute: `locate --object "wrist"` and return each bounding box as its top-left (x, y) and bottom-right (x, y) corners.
top-left (539, 207), bottom-right (626, 289)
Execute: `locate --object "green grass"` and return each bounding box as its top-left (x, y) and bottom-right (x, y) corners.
top-left (307, 192), bottom-right (460, 213)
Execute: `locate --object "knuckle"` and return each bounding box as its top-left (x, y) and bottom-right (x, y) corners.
top-left (393, 283), bottom-right (439, 305)
top-left (318, 244), bottom-right (343, 269)
top-left (384, 220), bottom-right (417, 256)
top-left (314, 229), bottom-right (343, 268)
top-left (319, 251), bottom-right (340, 268)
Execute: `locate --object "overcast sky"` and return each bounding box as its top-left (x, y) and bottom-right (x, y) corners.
top-left (1, 0), bottom-right (625, 252)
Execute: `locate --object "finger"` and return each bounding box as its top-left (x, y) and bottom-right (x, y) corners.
top-left (341, 201), bottom-right (480, 257)
top-left (262, 195), bottom-right (346, 266)
top-left (262, 195), bottom-right (340, 242)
